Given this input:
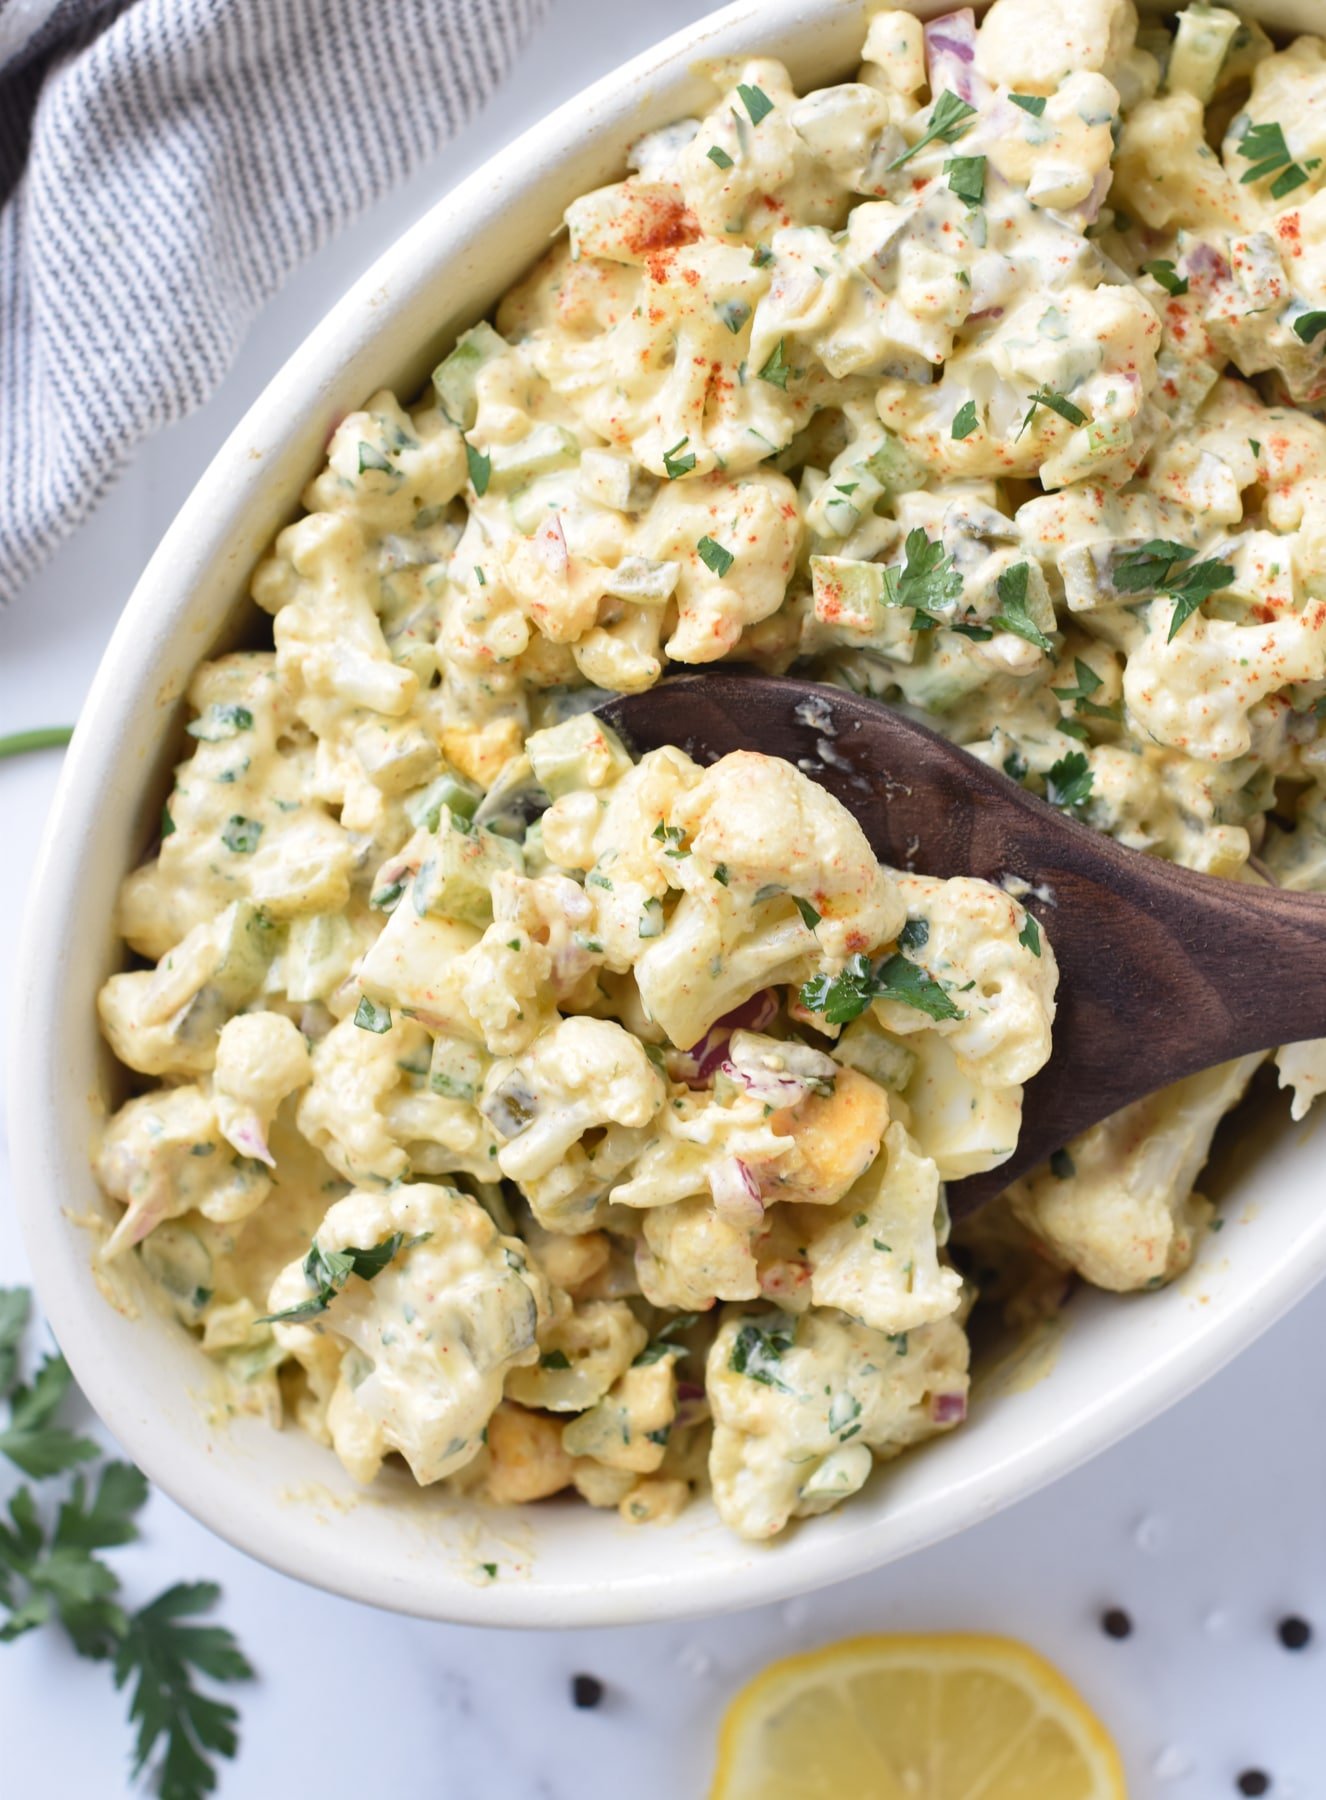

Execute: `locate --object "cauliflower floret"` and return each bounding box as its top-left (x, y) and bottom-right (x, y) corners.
top-left (296, 1015), bottom-right (421, 1184)
top-left (95, 1086), bottom-right (270, 1258)
top-left (706, 1307), bottom-right (969, 1539)
top-left (1114, 91), bottom-right (1253, 232)
top-left (802, 1121), bottom-right (964, 1333)
top-left (268, 1183), bottom-right (547, 1486)
top-left (636, 1197), bottom-right (762, 1310)
top-left (634, 751), bottom-right (905, 1048)
top-left (505, 1297), bottom-right (647, 1412)
top-left (480, 1401), bottom-right (578, 1504)
top-left (1276, 1038), bottom-right (1326, 1122)
top-left (560, 1357), bottom-right (678, 1473)
top-left (1123, 599), bottom-right (1326, 763)
top-left (637, 471), bottom-right (801, 663)
top-left (483, 1017), bottom-right (667, 1229)
top-left (211, 1011), bottom-right (312, 1166)
top-left (1009, 1053), bottom-right (1265, 1289)
top-left (987, 72), bottom-right (1119, 216)
top-left (97, 902), bottom-right (276, 1078)
top-left (974, 0), bottom-right (1137, 92)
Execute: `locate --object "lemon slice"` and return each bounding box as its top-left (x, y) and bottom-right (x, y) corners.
top-left (709, 1632), bottom-right (1128, 1800)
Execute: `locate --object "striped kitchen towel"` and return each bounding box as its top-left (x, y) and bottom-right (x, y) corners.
top-left (0, 0), bottom-right (547, 606)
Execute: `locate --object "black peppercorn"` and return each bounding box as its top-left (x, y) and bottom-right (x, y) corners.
top-left (1277, 1615), bottom-right (1311, 1651)
top-left (1236, 1772), bottom-right (1271, 1797)
top-left (1100, 1607), bottom-right (1133, 1640)
top-left (571, 1673), bottom-right (604, 1709)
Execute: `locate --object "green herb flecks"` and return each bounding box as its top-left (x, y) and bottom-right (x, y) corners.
top-left (1017, 387), bottom-right (1087, 439)
top-left (220, 816), bottom-right (262, 855)
top-left (465, 441), bottom-right (491, 496)
top-left (1113, 539), bottom-right (1233, 639)
top-left (1144, 259), bottom-right (1188, 297)
top-left (1052, 657), bottom-right (1119, 722)
top-left (800, 950), bottom-right (962, 1027)
top-left (353, 996), bottom-right (393, 1034)
top-left (1045, 751), bottom-right (1094, 814)
top-left (260, 1232), bottom-right (424, 1325)
top-left (793, 896), bottom-right (822, 930)
top-left (888, 90), bottom-right (977, 171)
top-left (1019, 915), bottom-right (1042, 957)
top-left (951, 400), bottom-right (979, 440)
top-left (945, 154), bottom-right (986, 206)
top-left (707, 145), bottom-right (734, 171)
top-left (991, 562), bottom-right (1053, 654)
top-left (728, 1316), bottom-right (796, 1391)
top-left (697, 535), bottom-right (735, 577)
top-left (357, 442), bottom-right (394, 475)
top-left (1293, 310), bottom-right (1326, 345)
top-left (757, 339), bottom-right (793, 389)
top-left (1009, 93), bottom-right (1047, 117)
top-left (737, 83), bottom-right (774, 125)
top-left (1237, 119), bottom-right (1319, 200)
top-left (882, 528), bottom-right (962, 630)
top-left (663, 437), bottom-right (697, 479)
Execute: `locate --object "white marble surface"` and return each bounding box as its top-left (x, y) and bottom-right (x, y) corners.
top-left (2, 3), bottom-right (1324, 1794)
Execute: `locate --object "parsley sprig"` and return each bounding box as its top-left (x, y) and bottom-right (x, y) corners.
top-left (0, 1289), bottom-right (253, 1800)
top-left (991, 562), bottom-right (1053, 654)
top-left (888, 91), bottom-right (977, 171)
top-left (261, 1232), bottom-right (423, 1325)
top-left (1017, 387), bottom-right (1087, 439)
top-left (1113, 539), bottom-right (1233, 639)
top-left (882, 528), bottom-right (962, 629)
top-left (800, 949), bottom-right (962, 1026)
top-left (1237, 119), bottom-right (1319, 201)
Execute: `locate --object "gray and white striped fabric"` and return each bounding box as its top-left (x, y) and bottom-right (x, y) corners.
top-left (0, 0), bottom-right (547, 605)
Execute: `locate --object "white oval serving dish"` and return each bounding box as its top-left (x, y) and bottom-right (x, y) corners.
top-left (10, 0), bottom-right (1325, 1627)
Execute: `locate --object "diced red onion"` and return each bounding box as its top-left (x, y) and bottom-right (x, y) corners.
top-left (717, 1057), bottom-right (817, 1110)
top-left (226, 1116), bottom-right (274, 1168)
top-left (673, 989), bottom-right (779, 1084)
top-left (709, 1156), bottom-right (764, 1227)
top-left (931, 1391), bottom-right (968, 1424)
top-left (924, 11), bottom-right (983, 105)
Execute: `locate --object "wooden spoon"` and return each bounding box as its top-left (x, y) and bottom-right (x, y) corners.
top-left (598, 672), bottom-right (1326, 1219)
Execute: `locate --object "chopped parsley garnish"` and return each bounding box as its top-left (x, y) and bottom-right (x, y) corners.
top-left (1113, 539), bottom-right (1233, 638)
top-left (751, 243), bottom-right (774, 268)
top-left (800, 950), bottom-right (962, 1026)
top-left (160, 803), bottom-right (176, 839)
top-left (220, 815), bottom-right (262, 855)
top-left (899, 918), bottom-right (929, 951)
top-left (728, 1316), bottom-right (795, 1390)
top-left (1237, 119), bottom-right (1318, 199)
top-left (540, 1349), bottom-right (572, 1371)
top-left (882, 528), bottom-right (962, 627)
top-left (185, 704), bottom-right (253, 741)
top-left (1017, 387), bottom-right (1087, 438)
top-left (945, 154), bottom-right (986, 206)
top-left (717, 298), bottom-right (752, 335)
top-left (951, 399), bottom-right (979, 440)
top-left (1019, 915), bottom-right (1042, 957)
top-left (991, 561), bottom-right (1053, 653)
top-left (697, 535), bottom-right (735, 577)
top-left (1144, 259), bottom-right (1188, 296)
top-left (464, 441), bottom-right (491, 496)
top-left (793, 896), bottom-right (822, 929)
top-left (1293, 310), bottom-right (1326, 345)
top-left (713, 863), bottom-right (730, 886)
top-left (652, 820), bottom-right (690, 859)
top-left (1250, 439), bottom-right (1262, 457)
top-left (663, 437), bottom-right (697, 479)
top-left (261, 1232), bottom-right (424, 1325)
top-left (888, 90), bottom-right (977, 170)
top-left (737, 83), bottom-right (774, 125)
top-left (369, 877), bottom-right (407, 911)
top-left (757, 339), bottom-right (793, 389)
top-left (1052, 657), bottom-right (1119, 721)
top-left (707, 144), bottom-right (734, 170)
top-left (1009, 93), bottom-right (1047, 117)
top-left (357, 442), bottom-right (393, 475)
top-left (1045, 751), bottom-right (1094, 814)
top-left (353, 996), bottom-right (393, 1034)
top-left (1049, 1148), bottom-right (1076, 1179)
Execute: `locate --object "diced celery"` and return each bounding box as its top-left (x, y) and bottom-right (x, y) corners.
top-left (526, 713), bottom-right (634, 798)
top-left (490, 424), bottom-right (581, 486)
top-left (284, 912), bottom-right (359, 1004)
top-left (431, 322), bottom-right (509, 430)
top-left (1166, 4), bottom-right (1242, 102)
top-left (834, 1014), bottom-right (918, 1092)
top-left (891, 638), bottom-right (993, 713)
top-left (406, 766), bottom-right (482, 832)
top-left (413, 811), bottom-right (524, 927)
top-left (861, 431), bottom-right (924, 496)
top-left (1085, 417), bottom-right (1133, 458)
top-left (213, 901), bottom-right (281, 1004)
top-left (429, 1035), bottom-right (490, 1103)
top-left (139, 1225), bottom-right (213, 1321)
top-left (579, 448), bottom-right (635, 510)
top-left (810, 557), bottom-right (916, 662)
top-left (599, 557), bottom-right (680, 605)
top-left (798, 1443), bottom-right (872, 1502)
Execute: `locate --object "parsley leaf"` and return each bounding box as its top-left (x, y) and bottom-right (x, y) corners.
top-left (464, 441), bottom-right (491, 496)
top-left (353, 995), bottom-right (392, 1034)
top-left (991, 561), bottom-right (1054, 653)
top-left (114, 1582), bottom-right (255, 1800)
top-left (1009, 93), bottom-right (1047, 117)
top-left (1144, 259), bottom-right (1188, 296)
top-left (888, 90), bottom-right (977, 170)
top-left (697, 535), bottom-right (735, 577)
top-left (1046, 751), bottom-right (1094, 814)
top-left (220, 816), bottom-right (262, 855)
top-left (1053, 657), bottom-right (1120, 721)
top-left (728, 1316), bottom-right (795, 1390)
top-left (1019, 916), bottom-right (1042, 957)
top-left (260, 1232), bottom-right (421, 1325)
top-left (793, 896), bottom-right (822, 929)
top-left (757, 339), bottom-right (793, 389)
top-left (737, 83), bottom-right (774, 125)
top-left (357, 442), bottom-right (393, 475)
top-left (1293, 310), bottom-right (1326, 345)
top-left (663, 437), bottom-right (696, 479)
top-left (799, 950), bottom-right (961, 1026)
top-left (951, 399), bottom-right (979, 440)
top-left (945, 154), bottom-right (986, 205)
top-left (0, 1354), bottom-right (98, 1479)
top-left (882, 528), bottom-right (963, 623)
top-left (1017, 387), bottom-right (1087, 438)
top-left (1113, 539), bottom-right (1232, 637)
top-left (707, 145), bottom-right (734, 170)
top-left (1237, 119), bottom-right (1316, 198)
top-left (0, 1289), bottom-right (31, 1400)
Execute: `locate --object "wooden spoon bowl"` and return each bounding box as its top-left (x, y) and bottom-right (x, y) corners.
top-left (599, 673), bottom-right (1326, 1218)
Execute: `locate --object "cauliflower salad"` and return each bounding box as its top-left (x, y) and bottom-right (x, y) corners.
top-left (94, 0), bottom-right (1326, 1542)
